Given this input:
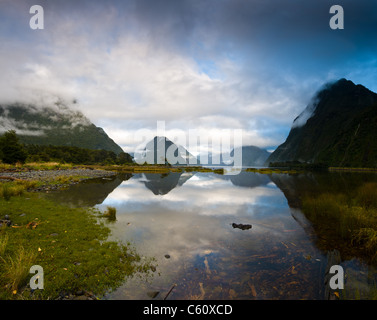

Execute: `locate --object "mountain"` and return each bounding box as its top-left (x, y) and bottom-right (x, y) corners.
top-left (230, 146), bottom-right (270, 167)
top-left (134, 136), bottom-right (197, 165)
top-left (203, 146), bottom-right (270, 167)
top-left (266, 78), bottom-right (377, 167)
top-left (0, 101), bottom-right (123, 154)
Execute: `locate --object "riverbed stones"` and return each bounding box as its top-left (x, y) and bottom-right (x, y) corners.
top-left (0, 168), bottom-right (116, 192)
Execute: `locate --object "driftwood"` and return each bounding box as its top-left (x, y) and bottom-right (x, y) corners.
top-left (163, 284), bottom-right (177, 300)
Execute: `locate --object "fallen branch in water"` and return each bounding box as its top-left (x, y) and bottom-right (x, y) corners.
top-left (163, 283), bottom-right (177, 300)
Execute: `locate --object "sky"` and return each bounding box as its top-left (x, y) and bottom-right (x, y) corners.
top-left (0, 0), bottom-right (377, 154)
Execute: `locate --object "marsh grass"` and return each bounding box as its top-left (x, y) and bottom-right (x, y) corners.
top-left (301, 182), bottom-right (377, 262)
top-left (24, 162), bottom-right (73, 171)
top-left (103, 206), bottom-right (117, 221)
top-left (0, 234), bottom-right (8, 256)
top-left (50, 175), bottom-right (89, 185)
top-left (0, 180), bottom-right (38, 200)
top-left (1, 245), bottom-right (37, 293)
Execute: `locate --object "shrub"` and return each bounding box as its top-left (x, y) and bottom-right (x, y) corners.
top-left (103, 206), bottom-right (117, 221)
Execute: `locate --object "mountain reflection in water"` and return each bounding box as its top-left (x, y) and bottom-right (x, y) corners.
top-left (46, 170), bottom-right (377, 299)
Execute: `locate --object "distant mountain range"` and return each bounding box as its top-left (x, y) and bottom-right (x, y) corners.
top-left (134, 136), bottom-right (270, 167)
top-left (134, 136), bottom-right (197, 165)
top-left (0, 101), bottom-right (123, 154)
top-left (267, 78), bottom-right (377, 167)
top-left (204, 146), bottom-right (270, 167)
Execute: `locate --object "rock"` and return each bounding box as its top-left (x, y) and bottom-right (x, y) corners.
top-left (232, 223), bottom-right (252, 230)
top-left (164, 254), bottom-right (170, 259)
top-left (0, 219), bottom-right (12, 227)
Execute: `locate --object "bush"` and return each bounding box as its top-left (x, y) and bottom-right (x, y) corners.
top-left (0, 130), bottom-right (27, 165)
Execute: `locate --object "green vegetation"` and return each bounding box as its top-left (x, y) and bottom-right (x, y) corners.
top-left (0, 103), bottom-right (124, 154)
top-left (0, 130), bottom-right (27, 164)
top-left (102, 206), bottom-right (117, 221)
top-left (0, 131), bottom-right (133, 166)
top-left (301, 182), bottom-right (377, 263)
top-left (0, 194), bottom-right (155, 299)
top-left (24, 144), bottom-right (133, 165)
top-left (0, 181), bottom-right (38, 201)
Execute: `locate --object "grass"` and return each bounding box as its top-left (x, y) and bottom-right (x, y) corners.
top-left (0, 162), bottom-right (74, 172)
top-left (301, 182), bottom-right (377, 263)
top-left (0, 181), bottom-right (38, 200)
top-left (102, 206), bottom-right (117, 221)
top-left (1, 245), bottom-right (37, 293)
top-left (0, 175), bottom-right (95, 201)
top-left (0, 194), bottom-right (155, 299)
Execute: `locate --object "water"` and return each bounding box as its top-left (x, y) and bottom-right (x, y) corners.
top-left (45, 170), bottom-right (377, 300)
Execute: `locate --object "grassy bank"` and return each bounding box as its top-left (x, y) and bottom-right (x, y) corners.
top-left (0, 162), bottom-right (75, 172)
top-left (301, 182), bottom-right (377, 263)
top-left (0, 193), bottom-right (155, 299)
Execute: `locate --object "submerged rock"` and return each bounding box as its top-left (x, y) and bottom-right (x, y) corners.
top-left (232, 223), bottom-right (252, 230)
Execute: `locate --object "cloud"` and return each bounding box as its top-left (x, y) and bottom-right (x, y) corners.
top-left (0, 0), bottom-right (376, 152)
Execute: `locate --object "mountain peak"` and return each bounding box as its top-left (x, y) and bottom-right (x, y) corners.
top-left (0, 101), bottom-right (123, 154)
top-left (267, 79), bottom-right (377, 167)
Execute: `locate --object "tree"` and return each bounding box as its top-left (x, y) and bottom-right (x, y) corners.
top-left (0, 130), bottom-right (28, 164)
top-left (117, 152), bottom-right (133, 165)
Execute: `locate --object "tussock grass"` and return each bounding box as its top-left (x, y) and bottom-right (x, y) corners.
top-left (103, 206), bottom-right (117, 221)
top-left (355, 183), bottom-right (377, 209)
top-left (24, 162), bottom-right (73, 171)
top-left (1, 245), bottom-right (37, 293)
top-left (0, 181), bottom-right (37, 200)
top-left (301, 182), bottom-right (377, 262)
top-left (0, 234), bottom-right (8, 256)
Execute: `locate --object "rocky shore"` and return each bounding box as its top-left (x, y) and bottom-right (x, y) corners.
top-left (0, 168), bottom-right (116, 191)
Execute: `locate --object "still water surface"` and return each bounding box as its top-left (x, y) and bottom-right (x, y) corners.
top-left (46, 170), bottom-right (377, 300)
